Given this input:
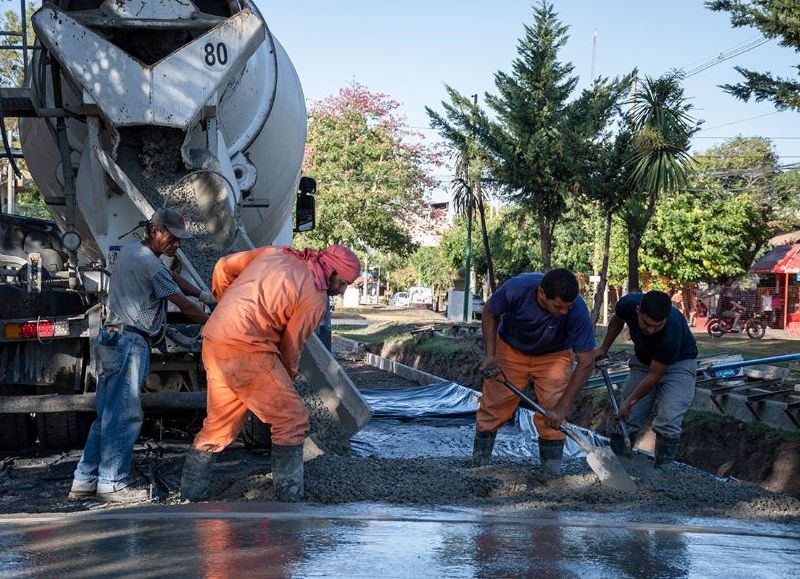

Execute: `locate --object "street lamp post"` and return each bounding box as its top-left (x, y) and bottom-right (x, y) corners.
top-left (462, 187), bottom-right (473, 323)
top-left (461, 94), bottom-right (478, 323)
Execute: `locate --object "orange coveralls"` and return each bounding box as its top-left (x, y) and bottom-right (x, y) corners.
top-left (192, 247), bottom-right (328, 450)
top-left (477, 336), bottom-right (573, 441)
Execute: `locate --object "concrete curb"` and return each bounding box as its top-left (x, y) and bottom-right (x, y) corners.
top-left (364, 353), bottom-right (448, 386)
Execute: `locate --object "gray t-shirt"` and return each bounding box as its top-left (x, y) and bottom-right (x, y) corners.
top-left (105, 242), bottom-right (181, 336)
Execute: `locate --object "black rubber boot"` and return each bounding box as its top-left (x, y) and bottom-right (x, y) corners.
top-left (538, 438), bottom-right (565, 475)
top-left (609, 429), bottom-right (638, 456)
top-left (180, 448), bottom-right (216, 501)
top-left (471, 430), bottom-right (496, 467)
top-left (272, 444), bottom-right (304, 502)
top-left (608, 433), bottom-right (626, 456)
top-left (654, 434), bottom-right (681, 470)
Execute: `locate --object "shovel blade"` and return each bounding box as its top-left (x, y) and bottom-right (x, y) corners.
top-left (585, 447), bottom-right (636, 492)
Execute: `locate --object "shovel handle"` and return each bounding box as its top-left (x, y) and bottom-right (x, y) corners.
top-left (597, 365), bottom-right (633, 452)
top-left (482, 371), bottom-right (594, 452)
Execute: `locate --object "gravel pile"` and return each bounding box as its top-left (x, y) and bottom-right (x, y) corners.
top-left (210, 453), bottom-right (800, 522)
top-left (116, 127), bottom-right (236, 284)
top-left (295, 376), bottom-right (351, 455)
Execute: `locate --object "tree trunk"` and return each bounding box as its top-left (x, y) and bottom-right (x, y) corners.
top-left (475, 181), bottom-right (496, 293)
top-left (538, 213), bottom-right (552, 271)
top-left (591, 211), bottom-right (613, 326)
top-left (682, 283), bottom-right (693, 321)
top-left (626, 213), bottom-right (640, 293)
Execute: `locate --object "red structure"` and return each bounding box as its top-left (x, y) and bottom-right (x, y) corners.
top-left (750, 244), bottom-right (800, 331)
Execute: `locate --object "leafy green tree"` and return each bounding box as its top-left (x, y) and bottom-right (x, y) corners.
top-left (707, 0), bottom-right (800, 111)
top-left (409, 246), bottom-right (452, 298)
top-left (623, 72), bottom-right (699, 292)
top-left (485, 207), bottom-right (543, 283)
top-left (299, 83), bottom-right (437, 256)
top-left (642, 136), bottom-right (795, 286)
top-left (1, 4), bottom-right (42, 215)
top-left (0, 3), bottom-right (37, 89)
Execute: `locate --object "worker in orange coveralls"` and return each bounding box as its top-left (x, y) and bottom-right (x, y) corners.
top-left (180, 245), bottom-right (360, 502)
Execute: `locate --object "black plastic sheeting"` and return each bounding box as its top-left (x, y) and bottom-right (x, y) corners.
top-left (351, 382), bottom-right (605, 460)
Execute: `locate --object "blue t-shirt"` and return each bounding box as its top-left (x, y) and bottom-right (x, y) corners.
top-left (615, 293), bottom-right (698, 365)
top-left (489, 273), bottom-right (595, 355)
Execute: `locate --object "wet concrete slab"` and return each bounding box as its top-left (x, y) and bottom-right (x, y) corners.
top-left (1, 503), bottom-right (798, 578)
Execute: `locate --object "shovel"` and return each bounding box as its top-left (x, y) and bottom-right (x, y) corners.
top-left (484, 371), bottom-right (636, 492)
top-left (595, 357), bottom-right (632, 455)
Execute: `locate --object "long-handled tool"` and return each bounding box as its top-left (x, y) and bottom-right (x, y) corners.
top-left (596, 357), bottom-right (632, 455)
top-left (484, 371), bottom-right (636, 492)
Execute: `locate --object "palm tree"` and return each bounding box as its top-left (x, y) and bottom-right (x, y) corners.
top-left (427, 87), bottom-right (497, 293)
top-left (623, 72), bottom-right (699, 292)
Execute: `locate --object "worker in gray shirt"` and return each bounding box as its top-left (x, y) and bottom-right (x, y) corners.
top-left (68, 208), bottom-right (211, 503)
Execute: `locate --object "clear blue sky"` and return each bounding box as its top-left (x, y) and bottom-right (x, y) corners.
top-left (260, 1), bottom-right (799, 200)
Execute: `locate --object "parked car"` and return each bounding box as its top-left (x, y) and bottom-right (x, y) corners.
top-left (389, 291), bottom-right (411, 307)
top-left (409, 286), bottom-right (434, 308)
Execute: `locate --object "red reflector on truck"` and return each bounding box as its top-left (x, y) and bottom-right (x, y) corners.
top-left (22, 321), bottom-right (54, 338)
top-left (3, 320), bottom-right (70, 340)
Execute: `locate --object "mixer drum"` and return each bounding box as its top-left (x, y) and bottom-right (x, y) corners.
top-left (19, 1), bottom-right (307, 267)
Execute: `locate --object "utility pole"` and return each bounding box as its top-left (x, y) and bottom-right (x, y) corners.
top-left (462, 93), bottom-right (478, 323)
top-left (361, 251), bottom-right (369, 305)
top-left (376, 258), bottom-right (381, 304)
top-left (590, 30), bottom-right (597, 80)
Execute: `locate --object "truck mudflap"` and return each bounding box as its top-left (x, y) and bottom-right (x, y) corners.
top-left (0, 338), bottom-right (87, 388)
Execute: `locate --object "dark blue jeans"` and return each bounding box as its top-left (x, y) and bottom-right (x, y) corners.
top-left (74, 327), bottom-right (150, 488)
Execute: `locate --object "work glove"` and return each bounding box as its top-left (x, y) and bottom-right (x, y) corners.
top-left (199, 289), bottom-right (215, 305)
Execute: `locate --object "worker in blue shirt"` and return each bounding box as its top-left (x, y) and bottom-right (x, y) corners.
top-left (475, 268), bottom-right (595, 474)
top-left (595, 290), bottom-right (698, 470)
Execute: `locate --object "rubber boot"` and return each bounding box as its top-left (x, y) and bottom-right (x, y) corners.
top-left (272, 443), bottom-right (304, 502)
top-left (538, 438), bottom-right (565, 475)
top-left (608, 433), bottom-right (626, 456)
top-left (471, 430), bottom-right (496, 467)
top-left (654, 434), bottom-right (681, 470)
top-left (180, 448), bottom-right (216, 501)
top-left (609, 429), bottom-right (638, 456)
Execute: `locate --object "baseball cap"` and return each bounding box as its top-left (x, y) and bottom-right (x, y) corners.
top-left (151, 207), bottom-right (192, 239)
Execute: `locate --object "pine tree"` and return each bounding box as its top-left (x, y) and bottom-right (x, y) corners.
top-left (707, 0), bottom-right (800, 111)
top-left (482, 0), bottom-right (578, 270)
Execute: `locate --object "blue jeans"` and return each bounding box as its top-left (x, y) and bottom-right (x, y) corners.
top-left (74, 327), bottom-right (150, 487)
top-left (622, 356), bottom-right (697, 439)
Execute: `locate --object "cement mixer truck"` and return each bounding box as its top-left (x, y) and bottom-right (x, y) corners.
top-left (0, 1), bottom-right (370, 450)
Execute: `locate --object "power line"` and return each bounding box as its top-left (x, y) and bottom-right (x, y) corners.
top-left (683, 36), bottom-right (770, 78)
top-left (698, 111), bottom-right (780, 132)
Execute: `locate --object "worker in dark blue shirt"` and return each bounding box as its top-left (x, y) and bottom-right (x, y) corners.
top-left (474, 269), bottom-right (595, 474)
top-left (595, 290), bottom-right (698, 470)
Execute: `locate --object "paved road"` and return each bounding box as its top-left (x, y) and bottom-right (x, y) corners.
top-left (1, 503), bottom-right (798, 577)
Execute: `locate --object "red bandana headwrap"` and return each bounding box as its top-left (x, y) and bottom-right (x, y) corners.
top-left (284, 245), bottom-right (361, 290)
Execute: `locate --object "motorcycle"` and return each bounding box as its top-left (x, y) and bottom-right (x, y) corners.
top-left (706, 310), bottom-right (766, 340)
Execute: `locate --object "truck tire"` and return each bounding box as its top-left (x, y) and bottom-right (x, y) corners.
top-left (36, 412), bottom-right (92, 450)
top-left (0, 386), bottom-right (36, 450)
top-left (241, 411), bottom-right (272, 451)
